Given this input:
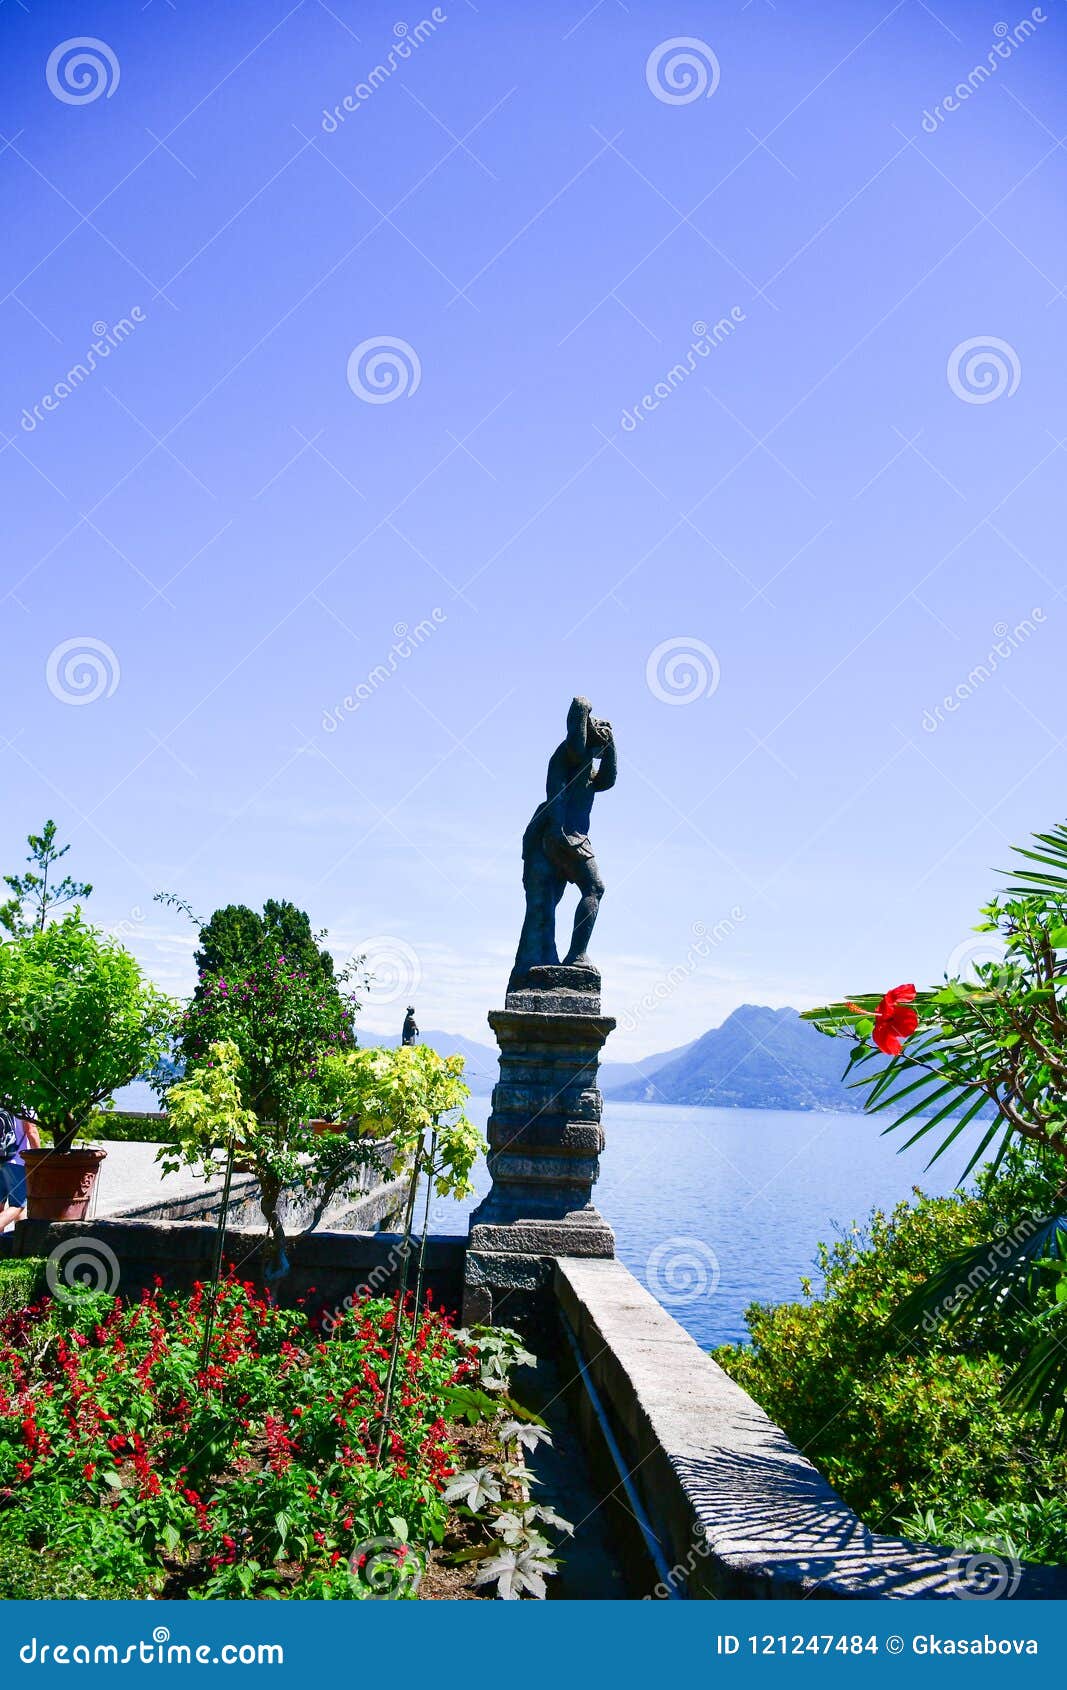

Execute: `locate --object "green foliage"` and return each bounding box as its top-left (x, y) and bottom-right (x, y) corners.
top-left (0, 916), bottom-right (177, 1150)
top-left (714, 1151), bottom-right (1067, 1561)
top-left (91, 1111), bottom-right (178, 1145)
top-left (322, 1044), bottom-right (484, 1199)
top-left (805, 822), bottom-right (1067, 1174)
top-left (0, 1278), bottom-right (498, 1600)
top-left (0, 1261), bottom-right (45, 1321)
top-left (898, 1497), bottom-right (1067, 1569)
top-left (160, 1040), bottom-right (383, 1269)
top-left (0, 820), bottom-right (91, 939)
top-left (163, 1039), bottom-right (259, 1165)
top-left (194, 899), bottom-right (338, 994)
top-left (804, 820), bottom-right (1067, 1431)
top-left (169, 898), bottom-right (350, 1115)
top-left (434, 1358), bottom-right (570, 1601)
top-left (173, 949), bottom-right (355, 1131)
top-left (0, 1535), bottom-right (147, 1600)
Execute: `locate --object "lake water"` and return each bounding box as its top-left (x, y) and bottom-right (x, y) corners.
top-left (425, 1097), bottom-right (977, 1349)
top-left (113, 1082), bottom-right (976, 1349)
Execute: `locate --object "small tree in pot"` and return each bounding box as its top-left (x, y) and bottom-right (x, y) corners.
top-left (0, 915), bottom-right (177, 1218)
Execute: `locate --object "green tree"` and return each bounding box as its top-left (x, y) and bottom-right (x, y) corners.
top-left (160, 1036), bottom-right (377, 1281)
top-left (0, 916), bottom-right (176, 1150)
top-left (170, 898), bottom-right (348, 1087)
top-left (193, 900), bottom-right (337, 992)
top-left (318, 1043), bottom-right (484, 1453)
top-left (1, 821), bottom-right (92, 938)
top-left (174, 949), bottom-right (356, 1128)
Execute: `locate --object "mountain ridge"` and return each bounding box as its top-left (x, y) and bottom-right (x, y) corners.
top-left (600, 1004), bottom-right (866, 1111)
top-left (362, 1005), bottom-right (865, 1113)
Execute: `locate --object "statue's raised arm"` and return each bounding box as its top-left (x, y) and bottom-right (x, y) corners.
top-left (511, 697), bottom-right (616, 983)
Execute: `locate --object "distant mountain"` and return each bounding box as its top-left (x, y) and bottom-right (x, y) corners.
top-left (361, 1009), bottom-right (870, 1112)
top-left (359, 1028), bottom-right (499, 1091)
top-left (598, 1038), bottom-right (697, 1096)
top-left (601, 1005), bottom-right (870, 1112)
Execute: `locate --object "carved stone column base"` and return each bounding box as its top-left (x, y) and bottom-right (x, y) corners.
top-left (463, 965), bottom-right (615, 1333)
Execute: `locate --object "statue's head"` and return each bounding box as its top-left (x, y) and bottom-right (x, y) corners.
top-left (406, 1005), bottom-right (415, 1014)
top-left (588, 716), bottom-right (612, 750)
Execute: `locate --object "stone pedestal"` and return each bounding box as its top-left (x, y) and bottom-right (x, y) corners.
top-left (463, 964), bottom-right (614, 1331)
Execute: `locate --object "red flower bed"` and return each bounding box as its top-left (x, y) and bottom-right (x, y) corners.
top-left (0, 1277), bottom-right (479, 1599)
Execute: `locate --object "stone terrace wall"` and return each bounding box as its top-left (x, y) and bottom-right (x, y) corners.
top-left (10, 1221), bottom-right (468, 1322)
top-left (556, 1257), bottom-right (1067, 1602)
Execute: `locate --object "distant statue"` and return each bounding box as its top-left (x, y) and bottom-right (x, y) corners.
top-left (513, 697), bottom-right (616, 978)
top-left (401, 1005), bottom-right (419, 1046)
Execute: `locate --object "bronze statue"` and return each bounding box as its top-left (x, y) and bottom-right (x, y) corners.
top-left (401, 1005), bottom-right (419, 1046)
top-left (512, 697), bottom-right (616, 978)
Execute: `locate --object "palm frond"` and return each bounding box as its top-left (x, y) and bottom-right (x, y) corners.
top-left (1004, 826), bottom-right (1067, 902)
top-left (1003, 1305), bottom-right (1067, 1444)
top-left (894, 1213), bottom-right (1067, 1333)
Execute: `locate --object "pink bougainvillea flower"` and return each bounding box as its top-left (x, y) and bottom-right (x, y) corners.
top-left (872, 984), bottom-right (919, 1056)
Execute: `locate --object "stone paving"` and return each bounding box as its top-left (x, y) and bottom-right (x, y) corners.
top-left (89, 1140), bottom-right (231, 1218)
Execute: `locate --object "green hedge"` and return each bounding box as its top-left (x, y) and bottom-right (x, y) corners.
top-left (0, 1537), bottom-right (144, 1600)
top-left (0, 1259), bottom-right (45, 1319)
top-left (91, 1111), bottom-right (176, 1145)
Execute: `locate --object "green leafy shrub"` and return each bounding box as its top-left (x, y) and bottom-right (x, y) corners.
top-left (898, 1497), bottom-right (1067, 1570)
top-left (714, 1151), bottom-right (1067, 1562)
top-left (0, 1536), bottom-right (146, 1600)
top-left (91, 1112), bottom-right (178, 1145)
top-left (0, 1261), bottom-right (45, 1321)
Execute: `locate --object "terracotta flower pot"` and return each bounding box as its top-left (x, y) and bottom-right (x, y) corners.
top-left (23, 1147), bottom-right (107, 1222)
top-left (310, 1118), bottom-right (343, 1137)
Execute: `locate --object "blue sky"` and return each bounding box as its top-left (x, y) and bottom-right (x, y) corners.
top-left (1, 0), bottom-right (1064, 1059)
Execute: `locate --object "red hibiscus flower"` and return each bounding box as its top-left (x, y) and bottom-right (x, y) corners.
top-left (872, 984), bottom-right (919, 1056)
